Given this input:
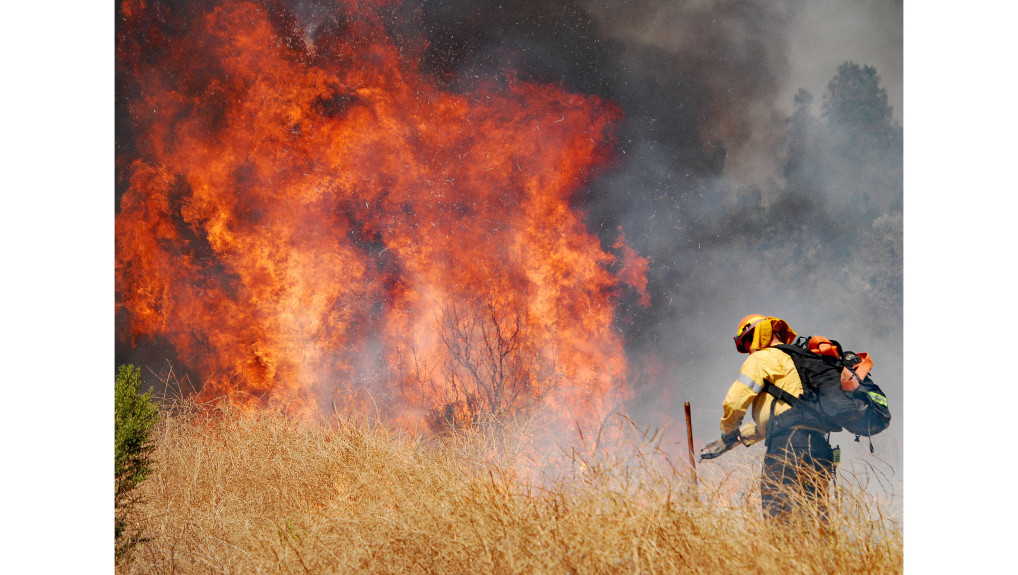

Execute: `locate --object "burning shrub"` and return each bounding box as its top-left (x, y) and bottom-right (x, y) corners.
top-left (392, 295), bottom-right (563, 431)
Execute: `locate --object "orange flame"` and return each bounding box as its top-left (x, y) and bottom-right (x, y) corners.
top-left (116, 0), bottom-right (649, 432)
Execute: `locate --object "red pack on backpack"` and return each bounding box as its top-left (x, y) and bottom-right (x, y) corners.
top-left (803, 336), bottom-right (873, 391)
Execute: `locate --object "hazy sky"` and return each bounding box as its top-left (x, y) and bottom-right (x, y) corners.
top-left (786, 0), bottom-right (903, 121)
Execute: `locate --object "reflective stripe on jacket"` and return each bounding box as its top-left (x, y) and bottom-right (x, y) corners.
top-left (720, 346), bottom-right (818, 439)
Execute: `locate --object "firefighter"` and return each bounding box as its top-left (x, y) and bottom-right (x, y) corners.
top-left (700, 314), bottom-right (836, 521)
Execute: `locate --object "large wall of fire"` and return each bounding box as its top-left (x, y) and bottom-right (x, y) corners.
top-left (116, 0), bottom-right (650, 431)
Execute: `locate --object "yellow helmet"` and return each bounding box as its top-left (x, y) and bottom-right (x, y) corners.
top-left (734, 314), bottom-right (797, 353)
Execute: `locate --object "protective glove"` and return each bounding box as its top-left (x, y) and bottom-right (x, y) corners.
top-left (738, 422), bottom-right (762, 446)
top-left (699, 430), bottom-right (740, 461)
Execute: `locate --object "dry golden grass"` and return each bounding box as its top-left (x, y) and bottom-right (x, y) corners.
top-left (120, 399), bottom-right (902, 574)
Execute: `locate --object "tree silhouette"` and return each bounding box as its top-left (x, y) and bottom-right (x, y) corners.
top-left (823, 62), bottom-right (894, 128)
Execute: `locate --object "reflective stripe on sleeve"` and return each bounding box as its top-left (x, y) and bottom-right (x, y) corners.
top-left (737, 373), bottom-right (764, 393)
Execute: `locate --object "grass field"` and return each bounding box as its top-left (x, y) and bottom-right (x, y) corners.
top-left (118, 398), bottom-right (902, 574)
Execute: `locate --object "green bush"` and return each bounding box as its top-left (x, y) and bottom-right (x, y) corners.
top-left (115, 364), bottom-right (160, 561)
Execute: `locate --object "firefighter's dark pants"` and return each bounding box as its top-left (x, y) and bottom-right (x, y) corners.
top-left (761, 428), bottom-right (834, 520)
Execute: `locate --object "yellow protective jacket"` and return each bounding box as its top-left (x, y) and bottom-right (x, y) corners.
top-left (720, 346), bottom-right (825, 443)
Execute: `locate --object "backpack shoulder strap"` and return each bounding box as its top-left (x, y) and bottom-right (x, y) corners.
top-left (774, 342), bottom-right (812, 361)
top-left (760, 380), bottom-right (803, 407)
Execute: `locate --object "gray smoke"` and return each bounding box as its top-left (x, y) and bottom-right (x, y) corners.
top-left (571, 0), bottom-right (903, 483)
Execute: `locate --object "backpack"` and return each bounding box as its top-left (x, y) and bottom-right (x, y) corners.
top-left (763, 336), bottom-right (891, 450)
